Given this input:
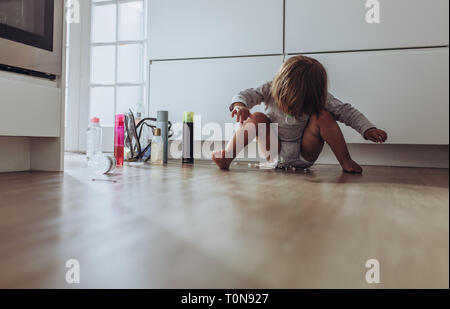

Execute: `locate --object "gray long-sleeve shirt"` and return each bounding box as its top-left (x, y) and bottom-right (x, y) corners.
top-left (231, 82), bottom-right (375, 142)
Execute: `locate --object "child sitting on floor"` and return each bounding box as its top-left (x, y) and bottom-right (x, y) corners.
top-left (211, 55), bottom-right (388, 173)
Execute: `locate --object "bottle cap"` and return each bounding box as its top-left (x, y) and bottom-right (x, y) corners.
top-left (115, 114), bottom-right (124, 126)
top-left (91, 117), bottom-right (100, 123)
top-left (154, 128), bottom-right (161, 136)
top-left (183, 112), bottom-right (194, 123)
top-left (157, 111), bottom-right (168, 122)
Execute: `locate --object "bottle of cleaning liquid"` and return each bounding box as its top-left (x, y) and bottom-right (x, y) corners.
top-left (151, 128), bottom-right (164, 165)
top-left (86, 117), bottom-right (102, 161)
top-left (114, 114), bottom-right (125, 166)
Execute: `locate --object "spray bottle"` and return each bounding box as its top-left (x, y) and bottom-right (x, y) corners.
top-left (182, 112), bottom-right (194, 164)
top-left (114, 114), bottom-right (125, 166)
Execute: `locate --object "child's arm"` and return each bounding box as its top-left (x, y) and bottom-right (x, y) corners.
top-left (229, 82), bottom-right (271, 124)
top-left (230, 82), bottom-right (271, 111)
top-left (325, 93), bottom-right (388, 143)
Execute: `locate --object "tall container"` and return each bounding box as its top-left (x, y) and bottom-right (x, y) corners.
top-left (151, 128), bottom-right (164, 165)
top-left (157, 111), bottom-right (169, 164)
top-left (86, 117), bottom-right (102, 160)
top-left (114, 114), bottom-right (125, 166)
top-left (182, 112), bottom-right (194, 164)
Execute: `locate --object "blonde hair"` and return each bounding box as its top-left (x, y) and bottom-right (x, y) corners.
top-left (271, 55), bottom-right (328, 117)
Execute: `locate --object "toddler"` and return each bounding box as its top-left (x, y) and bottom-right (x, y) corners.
top-left (211, 55), bottom-right (388, 173)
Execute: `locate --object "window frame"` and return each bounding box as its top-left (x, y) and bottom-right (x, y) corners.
top-left (65, 0), bottom-right (149, 152)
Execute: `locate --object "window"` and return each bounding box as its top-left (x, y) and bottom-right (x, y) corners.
top-left (64, 0), bottom-right (148, 151)
top-left (90, 0), bottom-right (148, 128)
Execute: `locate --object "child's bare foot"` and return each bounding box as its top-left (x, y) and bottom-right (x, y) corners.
top-left (341, 159), bottom-right (363, 173)
top-left (211, 150), bottom-right (234, 170)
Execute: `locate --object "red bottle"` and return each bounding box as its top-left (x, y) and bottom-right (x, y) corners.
top-left (114, 114), bottom-right (125, 166)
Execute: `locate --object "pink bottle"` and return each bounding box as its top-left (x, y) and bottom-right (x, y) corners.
top-left (114, 114), bottom-right (125, 166)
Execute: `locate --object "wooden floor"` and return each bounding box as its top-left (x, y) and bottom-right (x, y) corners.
top-left (0, 153), bottom-right (448, 288)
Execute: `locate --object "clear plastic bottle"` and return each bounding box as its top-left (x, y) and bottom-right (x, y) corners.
top-left (151, 128), bottom-right (164, 165)
top-left (89, 153), bottom-right (117, 175)
top-left (86, 117), bottom-right (102, 161)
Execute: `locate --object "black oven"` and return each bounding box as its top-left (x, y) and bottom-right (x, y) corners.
top-left (0, 0), bottom-right (54, 51)
top-left (0, 0), bottom-right (62, 78)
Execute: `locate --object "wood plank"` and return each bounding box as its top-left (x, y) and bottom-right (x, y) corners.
top-left (0, 153), bottom-right (447, 288)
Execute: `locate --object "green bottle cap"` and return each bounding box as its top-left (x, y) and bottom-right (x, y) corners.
top-left (183, 112), bottom-right (194, 123)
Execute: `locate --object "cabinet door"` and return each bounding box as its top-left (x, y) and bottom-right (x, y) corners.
top-left (291, 48), bottom-right (449, 144)
top-left (149, 56), bottom-right (283, 129)
top-left (0, 73), bottom-right (61, 137)
top-left (286, 0), bottom-right (449, 53)
top-left (149, 0), bottom-right (283, 59)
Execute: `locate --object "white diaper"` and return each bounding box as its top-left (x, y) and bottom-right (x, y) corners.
top-left (277, 136), bottom-right (315, 169)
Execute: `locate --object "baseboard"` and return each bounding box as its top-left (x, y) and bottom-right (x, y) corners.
top-left (30, 137), bottom-right (64, 172)
top-left (0, 136), bottom-right (31, 172)
top-left (69, 141), bottom-right (449, 169)
top-left (0, 136), bottom-right (65, 173)
top-left (168, 140), bottom-right (449, 168)
top-left (317, 144), bottom-right (449, 169)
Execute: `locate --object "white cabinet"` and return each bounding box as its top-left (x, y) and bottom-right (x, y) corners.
top-left (0, 72), bottom-right (61, 137)
top-left (286, 0), bottom-right (449, 53)
top-left (149, 56), bottom-right (283, 126)
top-left (150, 48), bottom-right (449, 145)
top-left (148, 0), bottom-right (283, 59)
top-left (293, 48), bottom-right (449, 144)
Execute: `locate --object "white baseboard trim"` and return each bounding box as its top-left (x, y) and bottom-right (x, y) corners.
top-left (0, 136), bottom-right (64, 173)
top-left (0, 137), bottom-right (31, 172)
top-left (169, 140), bottom-right (449, 169)
top-left (67, 141), bottom-right (449, 169)
top-left (317, 143), bottom-right (449, 169)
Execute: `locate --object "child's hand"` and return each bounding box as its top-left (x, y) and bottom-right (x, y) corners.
top-left (364, 128), bottom-right (388, 143)
top-left (231, 103), bottom-right (251, 124)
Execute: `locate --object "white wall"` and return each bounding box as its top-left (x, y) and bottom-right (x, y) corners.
top-left (147, 0), bottom-right (449, 167)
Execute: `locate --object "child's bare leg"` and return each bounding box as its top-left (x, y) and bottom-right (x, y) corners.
top-left (301, 110), bottom-right (362, 173)
top-left (255, 120), bottom-right (280, 163)
top-left (212, 113), bottom-right (273, 169)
